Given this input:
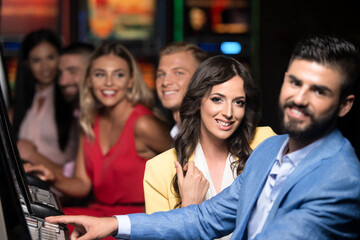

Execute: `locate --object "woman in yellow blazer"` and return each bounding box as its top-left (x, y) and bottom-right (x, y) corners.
top-left (144, 56), bottom-right (276, 220)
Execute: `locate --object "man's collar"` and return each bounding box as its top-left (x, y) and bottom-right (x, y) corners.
top-left (277, 137), bottom-right (325, 167)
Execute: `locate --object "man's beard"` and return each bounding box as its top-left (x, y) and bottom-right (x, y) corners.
top-left (278, 101), bottom-right (339, 142)
top-left (61, 84), bottom-right (79, 104)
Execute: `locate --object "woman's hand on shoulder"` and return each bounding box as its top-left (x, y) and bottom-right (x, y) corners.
top-left (175, 161), bottom-right (209, 207)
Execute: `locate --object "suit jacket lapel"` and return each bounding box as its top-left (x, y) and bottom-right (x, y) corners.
top-left (262, 129), bottom-right (344, 229)
top-left (233, 135), bottom-right (288, 239)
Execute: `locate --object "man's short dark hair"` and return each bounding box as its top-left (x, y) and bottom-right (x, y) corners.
top-left (62, 42), bottom-right (95, 56)
top-left (289, 35), bottom-right (360, 100)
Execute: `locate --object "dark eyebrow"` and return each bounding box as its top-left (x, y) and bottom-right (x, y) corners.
top-left (287, 74), bottom-right (333, 95)
top-left (92, 68), bottom-right (105, 72)
top-left (92, 68), bottom-right (126, 72)
top-left (287, 74), bottom-right (301, 82)
top-left (311, 85), bottom-right (333, 95)
top-left (67, 66), bottom-right (79, 71)
top-left (210, 93), bottom-right (246, 99)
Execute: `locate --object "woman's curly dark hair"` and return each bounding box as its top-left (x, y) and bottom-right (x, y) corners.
top-left (172, 55), bottom-right (261, 208)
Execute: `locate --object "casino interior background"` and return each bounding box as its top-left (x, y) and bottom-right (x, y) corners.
top-left (0, 0), bottom-right (359, 151)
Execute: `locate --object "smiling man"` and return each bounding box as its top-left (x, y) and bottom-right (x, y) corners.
top-left (58, 43), bottom-right (94, 107)
top-left (155, 42), bottom-right (208, 138)
top-left (279, 60), bottom-right (349, 147)
top-left (47, 35), bottom-right (360, 240)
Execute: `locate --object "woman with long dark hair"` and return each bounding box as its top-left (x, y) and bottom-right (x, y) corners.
top-left (12, 29), bottom-right (76, 174)
top-left (144, 56), bottom-right (276, 235)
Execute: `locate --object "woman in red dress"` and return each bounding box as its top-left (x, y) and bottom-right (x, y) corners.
top-left (26, 42), bottom-right (172, 236)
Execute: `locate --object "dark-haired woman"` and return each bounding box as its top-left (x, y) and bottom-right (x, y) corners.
top-left (12, 29), bottom-right (76, 175)
top-left (144, 56), bottom-right (275, 238)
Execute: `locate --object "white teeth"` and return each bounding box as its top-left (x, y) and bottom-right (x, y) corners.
top-left (290, 108), bottom-right (305, 116)
top-left (163, 91), bottom-right (176, 95)
top-left (217, 120), bottom-right (231, 126)
top-left (102, 90), bottom-right (116, 95)
top-left (63, 86), bottom-right (77, 93)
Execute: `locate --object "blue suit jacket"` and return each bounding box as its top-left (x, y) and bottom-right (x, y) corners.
top-left (129, 129), bottom-right (360, 240)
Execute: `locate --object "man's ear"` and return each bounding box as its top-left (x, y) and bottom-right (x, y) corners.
top-left (338, 94), bottom-right (355, 117)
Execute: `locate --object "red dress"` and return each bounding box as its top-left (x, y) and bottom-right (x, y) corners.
top-left (64, 105), bottom-right (153, 237)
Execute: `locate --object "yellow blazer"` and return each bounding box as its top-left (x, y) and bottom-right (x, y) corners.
top-left (143, 126), bottom-right (276, 214)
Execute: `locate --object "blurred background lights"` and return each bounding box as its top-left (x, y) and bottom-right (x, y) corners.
top-left (220, 42), bottom-right (242, 55)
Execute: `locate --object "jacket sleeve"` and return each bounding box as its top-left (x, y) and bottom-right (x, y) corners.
top-left (131, 173), bottom-right (242, 240)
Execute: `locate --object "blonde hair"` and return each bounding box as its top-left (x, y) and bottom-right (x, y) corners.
top-left (79, 42), bottom-right (154, 139)
top-left (159, 41), bottom-right (207, 64)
